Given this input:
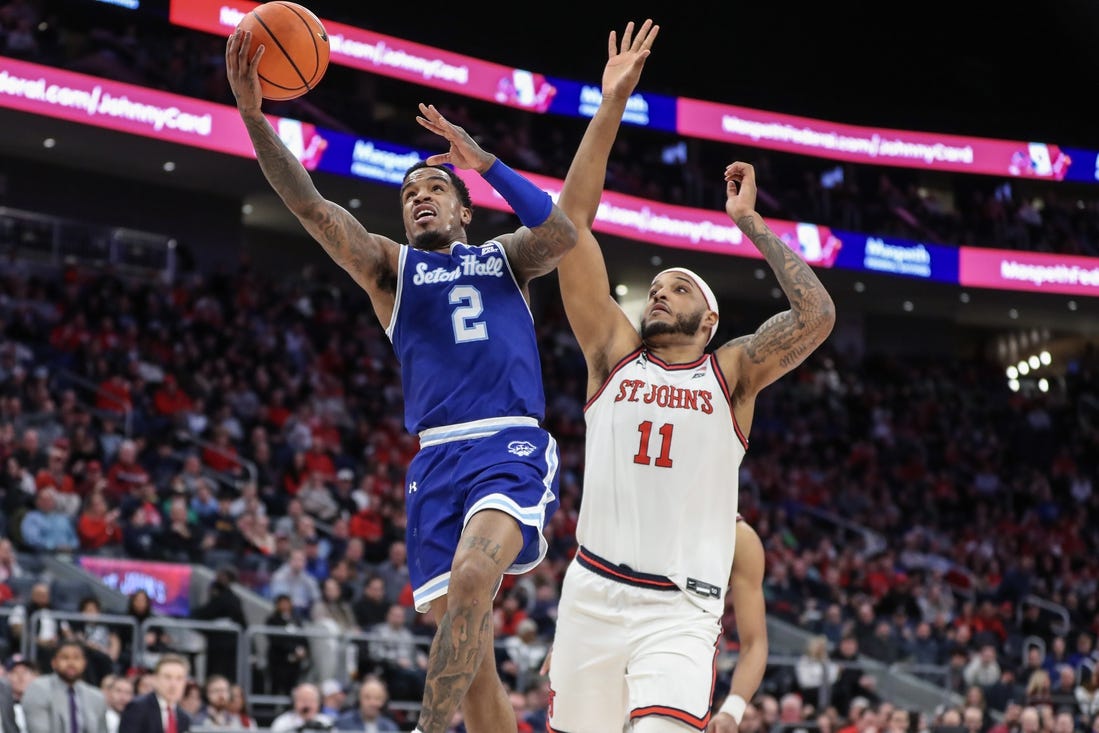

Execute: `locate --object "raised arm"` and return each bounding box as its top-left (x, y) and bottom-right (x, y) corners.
top-left (556, 20), bottom-right (659, 384)
top-left (708, 522), bottom-right (768, 733)
top-left (415, 104), bottom-right (575, 285)
top-left (716, 163), bottom-right (835, 407)
top-left (226, 30), bottom-right (398, 319)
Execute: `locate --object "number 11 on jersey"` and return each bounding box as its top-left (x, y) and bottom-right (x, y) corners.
top-left (633, 420), bottom-right (674, 468)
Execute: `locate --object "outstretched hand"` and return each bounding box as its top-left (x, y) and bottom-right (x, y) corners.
top-left (415, 103), bottom-right (496, 173)
top-left (725, 162), bottom-right (758, 223)
top-left (706, 712), bottom-right (739, 733)
top-left (226, 28), bottom-right (264, 115)
top-left (602, 19), bottom-right (659, 102)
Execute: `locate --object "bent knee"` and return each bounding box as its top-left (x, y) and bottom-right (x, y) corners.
top-left (448, 551), bottom-right (503, 600)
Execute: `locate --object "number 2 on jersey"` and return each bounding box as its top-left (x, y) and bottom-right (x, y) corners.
top-left (449, 285), bottom-right (488, 343)
top-left (634, 420), bottom-right (674, 468)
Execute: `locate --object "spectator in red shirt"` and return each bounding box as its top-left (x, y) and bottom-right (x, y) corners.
top-left (75, 459), bottom-right (107, 497)
top-left (263, 388), bottom-right (292, 430)
top-left (77, 492), bottom-right (122, 550)
top-left (48, 312), bottom-right (91, 353)
top-left (971, 599), bottom-right (1009, 645)
top-left (303, 435), bottom-right (336, 482)
top-left (123, 481), bottom-right (165, 532)
top-left (106, 439), bottom-right (149, 502)
top-left (35, 438), bottom-right (79, 515)
top-left (153, 375), bottom-right (194, 417)
top-left (349, 496), bottom-right (386, 552)
top-left (282, 450), bottom-right (308, 496)
top-left (202, 426), bottom-right (241, 474)
top-left (93, 316), bottom-right (121, 352)
top-left (494, 592), bottom-right (528, 639)
top-left (96, 373), bottom-right (132, 415)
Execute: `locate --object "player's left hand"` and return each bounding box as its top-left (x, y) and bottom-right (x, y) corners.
top-left (706, 712), bottom-right (739, 733)
top-left (724, 162), bottom-right (758, 222)
top-left (416, 103), bottom-right (496, 173)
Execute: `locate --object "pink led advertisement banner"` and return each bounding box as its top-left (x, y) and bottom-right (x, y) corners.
top-left (0, 55), bottom-right (260, 157)
top-left (170, 0), bottom-right (558, 113)
top-left (677, 98), bottom-right (1071, 180)
top-left (461, 171), bottom-right (843, 268)
top-left (3, 55), bottom-right (1096, 298)
top-left (959, 248), bottom-right (1099, 297)
top-left (0, 55), bottom-right (343, 171)
top-left (169, 0), bottom-right (1074, 181)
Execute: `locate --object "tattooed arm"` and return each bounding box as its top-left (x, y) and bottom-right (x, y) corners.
top-left (715, 162), bottom-right (836, 413)
top-left (496, 208), bottom-right (578, 286)
top-left (226, 29), bottom-right (398, 320)
top-left (415, 103), bottom-right (576, 286)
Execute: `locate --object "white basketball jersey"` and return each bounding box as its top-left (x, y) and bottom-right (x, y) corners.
top-left (577, 348), bottom-right (748, 615)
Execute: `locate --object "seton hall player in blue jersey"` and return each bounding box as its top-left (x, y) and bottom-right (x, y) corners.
top-left (226, 31), bottom-right (576, 733)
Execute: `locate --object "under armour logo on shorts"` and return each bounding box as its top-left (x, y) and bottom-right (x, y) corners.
top-left (507, 440), bottom-right (537, 457)
top-left (408, 481), bottom-right (418, 493)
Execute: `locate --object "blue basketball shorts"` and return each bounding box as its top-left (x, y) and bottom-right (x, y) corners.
top-left (405, 418), bottom-right (560, 612)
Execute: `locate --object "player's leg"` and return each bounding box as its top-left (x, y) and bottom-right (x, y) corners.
top-left (428, 592), bottom-right (515, 733)
top-left (459, 624), bottom-right (515, 733)
top-left (416, 425), bottom-right (560, 732)
top-left (415, 508), bottom-right (523, 733)
top-left (626, 595), bottom-right (722, 733)
top-left (546, 562), bottom-right (630, 732)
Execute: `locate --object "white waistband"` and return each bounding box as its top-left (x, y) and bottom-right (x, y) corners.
top-left (418, 416), bottom-right (539, 447)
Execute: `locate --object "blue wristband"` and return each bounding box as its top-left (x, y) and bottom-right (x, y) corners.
top-left (481, 159), bottom-right (552, 228)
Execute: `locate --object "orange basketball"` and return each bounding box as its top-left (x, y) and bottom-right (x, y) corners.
top-left (236, 1), bottom-right (330, 101)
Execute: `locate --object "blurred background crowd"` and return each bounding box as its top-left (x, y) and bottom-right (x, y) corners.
top-left (2, 0), bottom-right (1099, 731)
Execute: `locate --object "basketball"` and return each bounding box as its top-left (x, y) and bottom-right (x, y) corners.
top-left (236, 1), bottom-right (330, 101)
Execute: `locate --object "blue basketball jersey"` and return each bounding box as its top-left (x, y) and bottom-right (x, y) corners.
top-left (386, 242), bottom-right (546, 434)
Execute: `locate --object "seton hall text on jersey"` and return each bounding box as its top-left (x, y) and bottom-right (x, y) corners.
top-left (412, 255), bottom-right (505, 285)
top-left (613, 379), bottom-right (715, 413)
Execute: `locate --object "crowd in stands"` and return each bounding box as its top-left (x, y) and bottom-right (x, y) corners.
top-left (0, 239), bottom-right (1095, 731)
top-left (5, 0), bottom-right (1099, 258)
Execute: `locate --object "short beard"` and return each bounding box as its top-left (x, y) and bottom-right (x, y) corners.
top-left (57, 668), bottom-right (82, 684)
top-left (641, 310), bottom-right (704, 340)
top-left (410, 229), bottom-right (451, 250)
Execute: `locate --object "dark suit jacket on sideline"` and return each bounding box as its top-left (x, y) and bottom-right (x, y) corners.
top-left (118, 693), bottom-right (191, 733)
top-left (0, 678), bottom-right (18, 733)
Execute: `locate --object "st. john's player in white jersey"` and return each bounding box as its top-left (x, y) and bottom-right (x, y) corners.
top-left (545, 19), bottom-right (836, 733)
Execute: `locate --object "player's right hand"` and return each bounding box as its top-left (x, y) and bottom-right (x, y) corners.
top-left (602, 19), bottom-right (659, 102)
top-left (724, 162), bottom-right (758, 222)
top-left (706, 712), bottom-right (739, 733)
top-left (415, 103), bottom-right (496, 173)
top-left (226, 29), bottom-right (264, 114)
